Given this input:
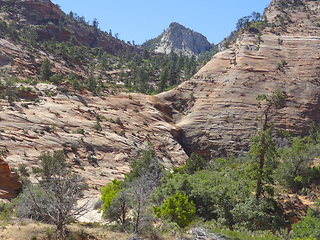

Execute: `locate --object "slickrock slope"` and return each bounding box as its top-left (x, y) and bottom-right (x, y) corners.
top-left (0, 91), bottom-right (187, 189)
top-left (0, 156), bottom-right (22, 201)
top-left (156, 0), bottom-right (320, 158)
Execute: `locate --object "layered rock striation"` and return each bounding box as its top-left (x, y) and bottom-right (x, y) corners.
top-left (0, 91), bottom-right (187, 189)
top-left (155, 0), bottom-right (320, 158)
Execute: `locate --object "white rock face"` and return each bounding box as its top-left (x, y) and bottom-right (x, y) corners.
top-left (155, 22), bottom-right (212, 57)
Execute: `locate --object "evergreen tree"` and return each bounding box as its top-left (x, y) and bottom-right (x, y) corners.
top-left (86, 71), bottom-right (97, 93)
top-left (247, 91), bottom-right (284, 200)
top-left (41, 58), bottom-right (52, 81)
top-left (158, 66), bottom-right (168, 91)
top-left (100, 52), bottom-right (109, 70)
top-left (72, 78), bottom-right (80, 92)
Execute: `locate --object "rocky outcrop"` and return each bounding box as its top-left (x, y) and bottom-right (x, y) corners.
top-left (0, 91), bottom-right (188, 191)
top-left (217, 30), bottom-right (238, 52)
top-left (0, 156), bottom-right (22, 200)
top-left (153, 22), bottom-right (212, 57)
top-left (154, 0), bottom-right (320, 159)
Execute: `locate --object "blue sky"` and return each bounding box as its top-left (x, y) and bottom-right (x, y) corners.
top-left (52, 0), bottom-right (271, 45)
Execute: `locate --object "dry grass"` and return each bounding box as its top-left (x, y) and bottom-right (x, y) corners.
top-left (0, 219), bottom-right (182, 240)
top-left (0, 220), bottom-right (123, 240)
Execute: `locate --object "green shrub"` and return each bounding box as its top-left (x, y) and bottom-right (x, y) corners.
top-left (74, 128), bottom-right (85, 134)
top-left (21, 103), bottom-right (29, 108)
top-left (230, 197), bottom-right (287, 231)
top-left (18, 164), bottom-right (30, 177)
top-left (70, 143), bottom-right (78, 151)
top-left (153, 191), bottom-right (195, 228)
top-left (276, 137), bottom-right (320, 190)
top-left (152, 168), bottom-right (254, 223)
top-left (94, 119), bottom-right (102, 131)
top-left (100, 179), bottom-right (122, 215)
top-left (292, 202), bottom-right (320, 239)
top-left (124, 143), bottom-right (158, 182)
top-left (185, 153), bottom-right (207, 174)
top-left (73, 157), bottom-right (81, 165)
top-left (49, 74), bottom-right (63, 84)
top-left (30, 235), bottom-right (37, 240)
top-left (0, 148), bottom-right (8, 156)
top-left (45, 227), bottom-right (53, 239)
top-left (88, 156), bottom-right (98, 166)
top-left (115, 117), bottom-right (122, 125)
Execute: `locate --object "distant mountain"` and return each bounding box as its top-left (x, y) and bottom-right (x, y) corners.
top-left (142, 22), bottom-right (213, 57)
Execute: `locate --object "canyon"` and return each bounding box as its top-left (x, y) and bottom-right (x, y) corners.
top-left (1, 0), bottom-right (320, 203)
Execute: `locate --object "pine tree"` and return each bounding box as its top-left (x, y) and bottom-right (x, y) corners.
top-left (248, 91), bottom-right (284, 200)
top-left (158, 67), bottom-right (168, 92)
top-left (40, 58), bottom-right (52, 81)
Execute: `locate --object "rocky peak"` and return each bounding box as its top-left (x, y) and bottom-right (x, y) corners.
top-left (154, 22), bottom-right (212, 57)
top-left (168, 22), bottom-right (184, 29)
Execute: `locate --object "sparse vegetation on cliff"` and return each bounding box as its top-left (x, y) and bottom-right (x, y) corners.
top-left (0, 0), bottom-right (205, 102)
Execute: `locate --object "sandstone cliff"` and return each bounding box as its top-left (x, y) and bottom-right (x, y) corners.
top-left (0, 156), bottom-right (22, 201)
top-left (144, 22), bottom-right (212, 57)
top-left (155, 0), bottom-right (320, 158)
top-left (0, 90), bottom-right (187, 189)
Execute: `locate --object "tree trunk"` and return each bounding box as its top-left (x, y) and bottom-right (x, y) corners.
top-left (255, 106), bottom-right (270, 200)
